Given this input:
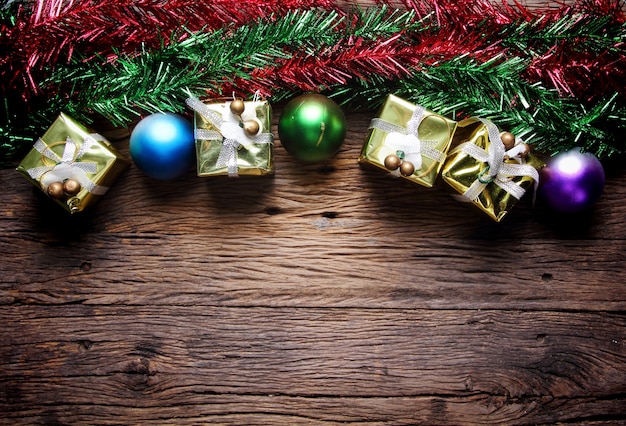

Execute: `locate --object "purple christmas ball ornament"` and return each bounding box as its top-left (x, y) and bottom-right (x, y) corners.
top-left (540, 148), bottom-right (605, 213)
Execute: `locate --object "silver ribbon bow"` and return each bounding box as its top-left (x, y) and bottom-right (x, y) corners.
top-left (461, 118), bottom-right (539, 201)
top-left (27, 134), bottom-right (108, 195)
top-left (369, 105), bottom-right (446, 173)
top-left (186, 96), bottom-right (273, 177)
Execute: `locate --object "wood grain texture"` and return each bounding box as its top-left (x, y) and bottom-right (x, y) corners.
top-left (1, 306), bottom-right (624, 424)
top-left (1, 104), bottom-right (626, 424)
top-left (2, 0), bottom-right (626, 420)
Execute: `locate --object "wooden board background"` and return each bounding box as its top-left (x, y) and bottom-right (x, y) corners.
top-left (1, 1), bottom-right (625, 425)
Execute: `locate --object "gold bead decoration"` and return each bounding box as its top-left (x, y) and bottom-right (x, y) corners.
top-left (46, 182), bottom-right (65, 200)
top-left (229, 99), bottom-right (245, 116)
top-left (63, 179), bottom-right (81, 196)
top-left (500, 132), bottom-right (516, 150)
top-left (243, 119), bottom-right (260, 137)
top-left (384, 154), bottom-right (401, 171)
top-left (399, 161), bottom-right (415, 177)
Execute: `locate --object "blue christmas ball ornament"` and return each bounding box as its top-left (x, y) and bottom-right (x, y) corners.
top-left (130, 113), bottom-right (195, 180)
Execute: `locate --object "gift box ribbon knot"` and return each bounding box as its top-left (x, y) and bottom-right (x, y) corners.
top-left (369, 104), bottom-right (446, 171)
top-left (27, 134), bottom-right (109, 195)
top-left (461, 118), bottom-right (539, 201)
top-left (187, 96), bottom-right (273, 177)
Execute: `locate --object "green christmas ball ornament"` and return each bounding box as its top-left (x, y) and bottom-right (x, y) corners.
top-left (278, 93), bottom-right (347, 162)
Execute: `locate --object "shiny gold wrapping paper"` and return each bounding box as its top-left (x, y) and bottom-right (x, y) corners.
top-left (358, 94), bottom-right (457, 188)
top-left (441, 118), bottom-right (544, 222)
top-left (16, 113), bottom-right (130, 214)
top-left (194, 100), bottom-right (273, 176)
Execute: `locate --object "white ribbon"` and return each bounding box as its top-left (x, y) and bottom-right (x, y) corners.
top-left (369, 105), bottom-right (446, 173)
top-left (460, 119), bottom-right (539, 201)
top-left (186, 96), bottom-right (273, 177)
top-left (27, 134), bottom-right (108, 195)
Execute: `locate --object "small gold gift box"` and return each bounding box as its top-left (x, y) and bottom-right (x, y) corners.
top-left (16, 113), bottom-right (130, 214)
top-left (442, 117), bottom-right (544, 222)
top-left (358, 94), bottom-right (458, 187)
top-left (188, 97), bottom-right (274, 177)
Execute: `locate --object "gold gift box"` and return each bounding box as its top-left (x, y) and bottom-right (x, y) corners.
top-left (194, 100), bottom-right (273, 177)
top-left (358, 94), bottom-right (458, 187)
top-left (16, 113), bottom-right (130, 214)
top-left (441, 118), bottom-right (544, 222)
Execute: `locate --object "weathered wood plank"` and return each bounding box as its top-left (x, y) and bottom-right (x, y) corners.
top-left (1, 35), bottom-right (625, 424)
top-left (1, 395), bottom-right (625, 425)
top-left (3, 110), bottom-right (625, 241)
top-left (1, 109), bottom-right (625, 311)
top-left (1, 233), bottom-right (625, 310)
top-left (1, 307), bottom-right (624, 424)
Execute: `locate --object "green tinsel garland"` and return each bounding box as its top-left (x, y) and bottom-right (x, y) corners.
top-left (335, 56), bottom-right (625, 158)
top-left (1, 6), bottom-right (625, 165)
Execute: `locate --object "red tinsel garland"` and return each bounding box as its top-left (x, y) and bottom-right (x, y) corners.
top-left (1, 0), bottom-right (341, 98)
top-left (391, 0), bottom-right (626, 103)
top-left (2, 0), bottom-right (625, 110)
top-left (1, 0), bottom-right (624, 162)
top-left (219, 26), bottom-right (499, 97)
top-left (210, 0), bottom-right (625, 107)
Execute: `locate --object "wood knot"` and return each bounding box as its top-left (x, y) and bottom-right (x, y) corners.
top-left (77, 339), bottom-right (93, 351)
top-left (265, 206), bottom-right (284, 215)
top-left (316, 165), bottom-right (336, 174)
top-left (122, 357), bottom-right (156, 391)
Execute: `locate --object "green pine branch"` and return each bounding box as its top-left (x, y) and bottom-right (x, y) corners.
top-left (494, 14), bottom-right (626, 58)
top-left (3, 7), bottom-right (424, 164)
top-left (330, 54), bottom-right (626, 158)
top-left (43, 7), bottom-right (421, 126)
top-left (2, 5), bottom-right (625, 166)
